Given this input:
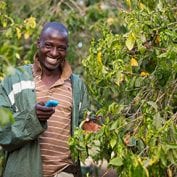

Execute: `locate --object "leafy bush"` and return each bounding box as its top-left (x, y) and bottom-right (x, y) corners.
top-left (70, 1), bottom-right (177, 176)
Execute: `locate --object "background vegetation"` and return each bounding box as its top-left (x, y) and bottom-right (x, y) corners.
top-left (0, 0), bottom-right (177, 177)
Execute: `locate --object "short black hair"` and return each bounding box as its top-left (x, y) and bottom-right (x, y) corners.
top-left (40, 22), bottom-right (68, 38)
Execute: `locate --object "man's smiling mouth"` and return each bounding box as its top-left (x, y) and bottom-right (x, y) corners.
top-left (46, 57), bottom-right (58, 65)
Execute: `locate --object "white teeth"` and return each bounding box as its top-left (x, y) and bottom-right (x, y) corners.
top-left (46, 57), bottom-right (58, 64)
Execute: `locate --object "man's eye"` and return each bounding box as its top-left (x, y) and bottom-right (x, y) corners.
top-left (58, 46), bottom-right (67, 51)
top-left (58, 48), bottom-right (66, 51)
top-left (45, 44), bottom-right (52, 48)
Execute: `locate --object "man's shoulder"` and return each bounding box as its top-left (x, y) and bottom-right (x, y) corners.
top-left (17, 64), bottom-right (33, 74)
top-left (2, 64), bottom-right (33, 85)
top-left (71, 73), bottom-right (83, 84)
top-left (14, 64), bottom-right (32, 76)
top-left (71, 73), bottom-right (87, 91)
top-left (71, 73), bottom-right (80, 80)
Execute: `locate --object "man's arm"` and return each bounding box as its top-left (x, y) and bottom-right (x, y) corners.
top-left (0, 82), bottom-right (46, 152)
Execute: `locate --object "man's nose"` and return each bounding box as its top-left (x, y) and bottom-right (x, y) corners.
top-left (50, 47), bottom-right (59, 58)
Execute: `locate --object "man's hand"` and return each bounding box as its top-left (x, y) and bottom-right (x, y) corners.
top-left (35, 102), bottom-right (55, 121)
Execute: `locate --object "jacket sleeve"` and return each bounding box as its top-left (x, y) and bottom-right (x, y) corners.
top-left (0, 81), bottom-right (46, 152)
top-left (78, 79), bottom-right (90, 124)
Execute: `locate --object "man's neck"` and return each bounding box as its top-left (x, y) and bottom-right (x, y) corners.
top-left (42, 65), bottom-right (62, 76)
top-left (41, 67), bottom-right (62, 87)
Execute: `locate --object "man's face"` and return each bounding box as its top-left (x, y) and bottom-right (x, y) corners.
top-left (37, 28), bottom-right (68, 71)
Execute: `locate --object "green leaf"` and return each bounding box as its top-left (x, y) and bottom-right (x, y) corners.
top-left (110, 138), bottom-right (117, 148)
top-left (0, 108), bottom-right (14, 126)
top-left (109, 157), bottom-right (123, 167)
top-left (165, 144), bottom-right (177, 151)
top-left (126, 32), bottom-right (136, 51)
top-left (110, 119), bottom-right (118, 130)
top-left (147, 101), bottom-right (158, 111)
top-left (153, 112), bottom-right (163, 129)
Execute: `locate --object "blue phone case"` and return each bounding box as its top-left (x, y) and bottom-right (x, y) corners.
top-left (45, 100), bottom-right (59, 107)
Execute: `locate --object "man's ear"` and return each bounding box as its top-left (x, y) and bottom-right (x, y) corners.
top-left (36, 39), bottom-right (40, 49)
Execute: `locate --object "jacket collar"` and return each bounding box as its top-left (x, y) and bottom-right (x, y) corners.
top-left (32, 54), bottom-right (72, 81)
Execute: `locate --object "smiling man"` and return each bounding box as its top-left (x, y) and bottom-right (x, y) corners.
top-left (0, 22), bottom-right (89, 177)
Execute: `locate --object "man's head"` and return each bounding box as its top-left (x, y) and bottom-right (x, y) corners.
top-left (37, 22), bottom-right (69, 71)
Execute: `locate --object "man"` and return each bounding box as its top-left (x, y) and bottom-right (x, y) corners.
top-left (0, 22), bottom-right (89, 177)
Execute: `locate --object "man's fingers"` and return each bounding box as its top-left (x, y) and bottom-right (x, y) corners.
top-left (36, 103), bottom-right (55, 112)
top-left (36, 109), bottom-right (55, 114)
top-left (35, 103), bottom-right (55, 121)
top-left (37, 110), bottom-right (55, 121)
top-left (37, 101), bottom-right (45, 106)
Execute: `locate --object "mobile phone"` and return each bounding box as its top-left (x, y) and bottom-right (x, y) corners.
top-left (45, 100), bottom-right (59, 107)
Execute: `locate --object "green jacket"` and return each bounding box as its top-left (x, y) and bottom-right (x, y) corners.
top-left (0, 64), bottom-right (89, 177)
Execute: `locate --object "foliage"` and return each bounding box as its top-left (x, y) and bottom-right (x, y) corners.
top-left (70, 1), bottom-right (177, 176)
top-left (0, 0), bottom-right (38, 79)
top-left (0, 0), bottom-right (123, 175)
top-left (0, 107), bottom-right (14, 176)
top-left (0, 108), bottom-right (14, 126)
